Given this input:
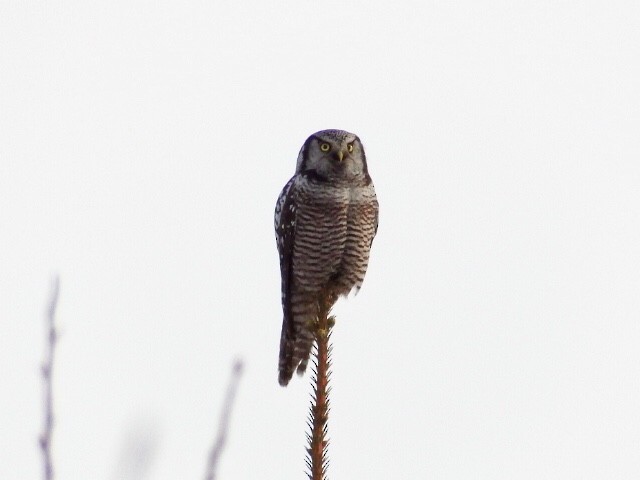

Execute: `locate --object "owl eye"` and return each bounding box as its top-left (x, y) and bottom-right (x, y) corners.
top-left (320, 143), bottom-right (331, 152)
top-left (347, 143), bottom-right (354, 153)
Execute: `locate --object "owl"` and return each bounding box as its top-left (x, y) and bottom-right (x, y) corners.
top-left (274, 129), bottom-right (379, 386)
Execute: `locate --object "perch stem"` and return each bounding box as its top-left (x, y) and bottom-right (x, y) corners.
top-left (308, 295), bottom-right (334, 480)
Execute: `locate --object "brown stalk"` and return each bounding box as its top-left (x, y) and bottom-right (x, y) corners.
top-left (306, 294), bottom-right (336, 480)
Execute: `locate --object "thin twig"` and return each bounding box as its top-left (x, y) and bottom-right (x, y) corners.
top-left (39, 276), bottom-right (60, 480)
top-left (204, 359), bottom-right (244, 480)
top-left (307, 296), bottom-right (335, 480)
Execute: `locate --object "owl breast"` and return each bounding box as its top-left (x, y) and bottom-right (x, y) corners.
top-left (292, 176), bottom-right (378, 298)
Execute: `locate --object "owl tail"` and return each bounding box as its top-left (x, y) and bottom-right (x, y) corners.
top-left (278, 341), bottom-right (295, 386)
top-left (278, 318), bottom-right (315, 386)
top-left (296, 356), bottom-right (310, 376)
top-left (278, 370), bottom-right (292, 387)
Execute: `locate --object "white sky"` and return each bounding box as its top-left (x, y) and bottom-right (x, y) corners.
top-left (1, 1), bottom-right (639, 479)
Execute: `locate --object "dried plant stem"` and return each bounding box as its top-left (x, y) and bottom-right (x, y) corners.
top-left (40, 276), bottom-right (60, 480)
top-left (204, 359), bottom-right (244, 480)
top-left (307, 295), bottom-right (335, 480)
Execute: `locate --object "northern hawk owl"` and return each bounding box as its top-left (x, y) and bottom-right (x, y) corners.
top-left (274, 129), bottom-right (378, 386)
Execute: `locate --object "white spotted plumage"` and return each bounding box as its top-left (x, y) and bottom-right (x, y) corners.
top-left (275, 129), bottom-right (378, 386)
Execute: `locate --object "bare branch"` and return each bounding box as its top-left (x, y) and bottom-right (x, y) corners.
top-left (203, 358), bottom-right (244, 480)
top-left (39, 276), bottom-right (60, 480)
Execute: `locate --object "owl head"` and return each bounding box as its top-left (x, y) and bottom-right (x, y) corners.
top-left (295, 129), bottom-right (369, 180)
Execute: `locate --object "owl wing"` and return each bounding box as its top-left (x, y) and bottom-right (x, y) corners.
top-left (274, 176), bottom-right (298, 383)
top-left (371, 193), bottom-right (379, 246)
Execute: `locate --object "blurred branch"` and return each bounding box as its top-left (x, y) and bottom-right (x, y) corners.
top-left (306, 296), bottom-right (335, 480)
top-left (39, 276), bottom-right (60, 480)
top-left (204, 358), bottom-right (244, 480)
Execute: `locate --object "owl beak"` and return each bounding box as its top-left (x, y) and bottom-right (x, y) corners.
top-left (337, 150), bottom-right (345, 162)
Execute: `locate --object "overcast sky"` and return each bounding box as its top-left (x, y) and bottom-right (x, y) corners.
top-left (1, 1), bottom-right (639, 479)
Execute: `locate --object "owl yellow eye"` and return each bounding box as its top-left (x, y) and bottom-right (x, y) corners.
top-left (347, 143), bottom-right (354, 153)
top-left (320, 143), bottom-right (331, 152)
